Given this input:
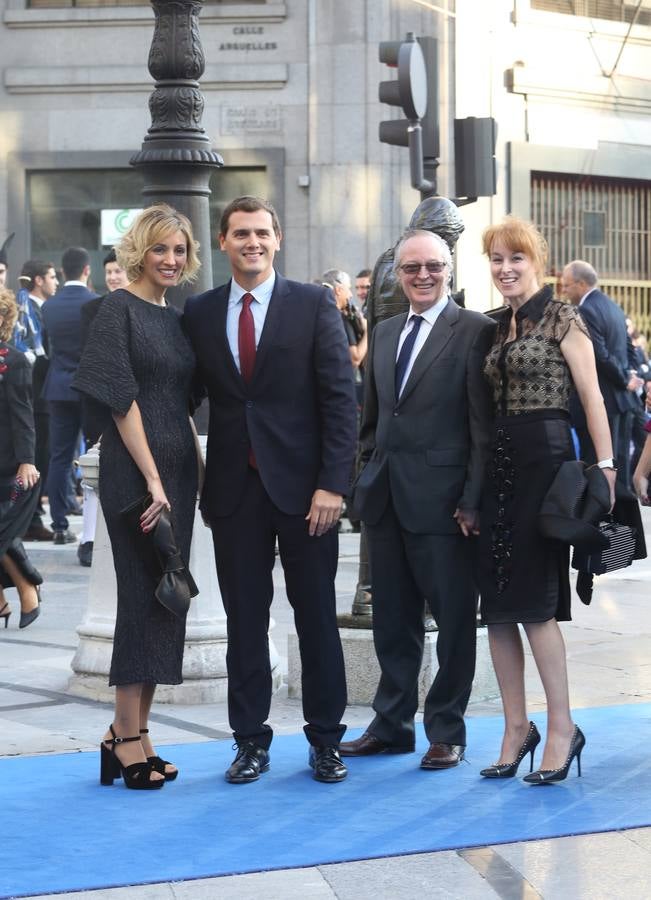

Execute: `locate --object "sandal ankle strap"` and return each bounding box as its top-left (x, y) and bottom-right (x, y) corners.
top-left (106, 723), bottom-right (142, 746)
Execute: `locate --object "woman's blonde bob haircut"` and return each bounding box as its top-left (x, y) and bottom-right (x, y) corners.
top-left (116, 204), bottom-right (201, 285)
top-left (481, 215), bottom-right (548, 281)
top-left (0, 289), bottom-right (18, 342)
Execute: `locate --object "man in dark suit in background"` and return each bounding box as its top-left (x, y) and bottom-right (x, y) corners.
top-left (562, 260), bottom-right (639, 482)
top-left (339, 230), bottom-right (495, 770)
top-left (184, 197), bottom-right (357, 784)
top-left (42, 247), bottom-right (98, 544)
top-left (17, 260), bottom-right (59, 541)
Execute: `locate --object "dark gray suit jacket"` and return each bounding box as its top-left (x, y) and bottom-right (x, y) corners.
top-left (351, 299), bottom-right (495, 534)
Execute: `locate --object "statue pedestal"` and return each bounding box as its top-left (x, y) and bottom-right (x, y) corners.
top-left (288, 625), bottom-right (499, 707)
top-left (67, 446), bottom-right (281, 703)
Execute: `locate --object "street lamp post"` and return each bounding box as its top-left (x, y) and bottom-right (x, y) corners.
top-left (131, 0), bottom-right (223, 303)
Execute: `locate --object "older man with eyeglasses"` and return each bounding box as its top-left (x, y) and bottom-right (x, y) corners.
top-left (340, 229), bottom-right (496, 770)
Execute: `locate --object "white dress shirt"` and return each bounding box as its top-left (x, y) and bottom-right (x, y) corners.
top-left (395, 296), bottom-right (449, 397)
top-left (226, 271), bottom-right (276, 373)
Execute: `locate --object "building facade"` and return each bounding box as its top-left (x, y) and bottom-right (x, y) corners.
top-left (1, 0), bottom-right (649, 327)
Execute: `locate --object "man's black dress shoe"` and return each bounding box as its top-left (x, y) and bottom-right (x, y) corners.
top-left (420, 742), bottom-right (465, 769)
top-left (309, 746), bottom-right (348, 783)
top-left (225, 742), bottom-right (270, 784)
top-left (339, 731), bottom-right (414, 757)
top-left (77, 541), bottom-right (93, 567)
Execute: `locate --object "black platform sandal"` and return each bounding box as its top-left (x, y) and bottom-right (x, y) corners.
top-left (140, 728), bottom-right (178, 782)
top-left (100, 724), bottom-right (164, 789)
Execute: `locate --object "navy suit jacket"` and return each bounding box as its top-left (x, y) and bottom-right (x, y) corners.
top-left (41, 283), bottom-right (98, 403)
top-left (183, 273), bottom-right (357, 518)
top-left (570, 288), bottom-right (629, 427)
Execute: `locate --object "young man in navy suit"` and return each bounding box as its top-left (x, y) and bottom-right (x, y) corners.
top-left (41, 247), bottom-right (98, 543)
top-left (184, 197), bottom-right (357, 784)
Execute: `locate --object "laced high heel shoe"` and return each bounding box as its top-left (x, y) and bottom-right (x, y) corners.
top-left (0, 602), bottom-right (10, 628)
top-left (140, 728), bottom-right (178, 782)
top-left (480, 722), bottom-right (541, 778)
top-left (100, 724), bottom-right (164, 790)
top-left (523, 725), bottom-right (585, 784)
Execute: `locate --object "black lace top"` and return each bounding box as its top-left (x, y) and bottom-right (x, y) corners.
top-left (483, 285), bottom-right (590, 416)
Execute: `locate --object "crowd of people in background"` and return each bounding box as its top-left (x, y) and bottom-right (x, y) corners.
top-left (0, 200), bottom-right (649, 791)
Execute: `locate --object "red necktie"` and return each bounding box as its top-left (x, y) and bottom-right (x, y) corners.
top-left (238, 292), bottom-right (256, 383)
top-left (238, 293), bottom-right (257, 468)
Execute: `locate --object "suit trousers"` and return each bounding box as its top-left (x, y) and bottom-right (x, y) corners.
top-left (46, 400), bottom-right (82, 532)
top-left (367, 499), bottom-right (477, 747)
top-left (211, 467), bottom-right (347, 750)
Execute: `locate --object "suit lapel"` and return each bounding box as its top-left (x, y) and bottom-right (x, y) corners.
top-left (252, 272), bottom-right (285, 379)
top-left (399, 298), bottom-right (458, 404)
top-left (209, 282), bottom-right (241, 384)
top-left (376, 313), bottom-right (407, 400)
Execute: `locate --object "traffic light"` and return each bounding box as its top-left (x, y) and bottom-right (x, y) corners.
top-left (454, 117), bottom-right (497, 200)
top-left (378, 33), bottom-right (427, 148)
top-left (378, 33), bottom-right (437, 195)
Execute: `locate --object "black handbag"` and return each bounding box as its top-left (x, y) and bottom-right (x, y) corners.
top-left (538, 460), bottom-right (611, 550)
top-left (120, 493), bottom-right (198, 618)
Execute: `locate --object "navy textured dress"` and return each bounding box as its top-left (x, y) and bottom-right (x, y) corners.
top-left (478, 287), bottom-right (590, 625)
top-left (73, 290), bottom-right (197, 685)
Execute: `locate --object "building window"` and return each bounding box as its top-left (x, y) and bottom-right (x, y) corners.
top-left (531, 1), bottom-right (651, 27)
top-left (28, 166), bottom-right (268, 286)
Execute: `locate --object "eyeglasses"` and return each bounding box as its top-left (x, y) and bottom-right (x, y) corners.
top-left (398, 262), bottom-right (447, 275)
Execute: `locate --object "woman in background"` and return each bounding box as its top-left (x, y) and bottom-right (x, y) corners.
top-left (478, 217), bottom-right (615, 784)
top-left (0, 289), bottom-right (43, 629)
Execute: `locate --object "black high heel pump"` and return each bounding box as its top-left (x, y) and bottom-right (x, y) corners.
top-left (100, 724), bottom-right (164, 789)
top-left (0, 602), bottom-right (10, 628)
top-left (523, 725), bottom-right (585, 784)
top-left (140, 728), bottom-right (178, 782)
top-left (480, 722), bottom-right (541, 778)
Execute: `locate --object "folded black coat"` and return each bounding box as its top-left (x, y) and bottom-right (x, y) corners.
top-left (538, 460), bottom-right (611, 551)
top-left (120, 494), bottom-right (198, 618)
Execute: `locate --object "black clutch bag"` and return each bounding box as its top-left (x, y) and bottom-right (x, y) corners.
top-left (119, 493), bottom-right (198, 618)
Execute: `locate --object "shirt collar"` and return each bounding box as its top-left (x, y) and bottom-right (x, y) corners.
top-left (407, 295), bottom-right (449, 325)
top-left (64, 280), bottom-right (87, 288)
top-left (229, 271), bottom-right (276, 307)
top-left (578, 288), bottom-right (595, 307)
top-left (514, 284), bottom-right (553, 324)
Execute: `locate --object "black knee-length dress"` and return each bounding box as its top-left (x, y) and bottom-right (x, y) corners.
top-left (73, 290), bottom-right (197, 685)
top-left (478, 286), bottom-right (590, 625)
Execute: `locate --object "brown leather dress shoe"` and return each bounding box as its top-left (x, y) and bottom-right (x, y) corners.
top-left (24, 524), bottom-right (54, 541)
top-left (420, 742), bottom-right (465, 769)
top-left (339, 731), bottom-right (414, 757)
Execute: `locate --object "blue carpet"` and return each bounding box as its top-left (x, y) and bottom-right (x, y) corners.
top-left (3, 703), bottom-right (651, 899)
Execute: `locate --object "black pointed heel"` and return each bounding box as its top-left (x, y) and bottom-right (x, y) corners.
top-left (19, 605), bottom-right (40, 629)
top-left (0, 602), bottom-right (10, 628)
top-left (523, 725), bottom-right (585, 784)
top-left (140, 728), bottom-right (178, 782)
top-left (480, 722), bottom-right (541, 778)
top-left (100, 724), bottom-right (164, 789)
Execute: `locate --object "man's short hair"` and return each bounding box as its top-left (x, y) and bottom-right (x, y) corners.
top-left (103, 249), bottom-right (118, 267)
top-left (18, 259), bottom-right (55, 291)
top-left (321, 269), bottom-right (350, 290)
top-left (565, 260), bottom-right (598, 288)
top-left (356, 268), bottom-right (371, 279)
top-left (219, 196), bottom-right (282, 239)
top-left (61, 247), bottom-right (91, 281)
top-left (393, 229), bottom-right (453, 275)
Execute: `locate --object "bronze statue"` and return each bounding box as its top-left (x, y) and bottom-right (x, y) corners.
top-left (366, 196), bottom-right (465, 332)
